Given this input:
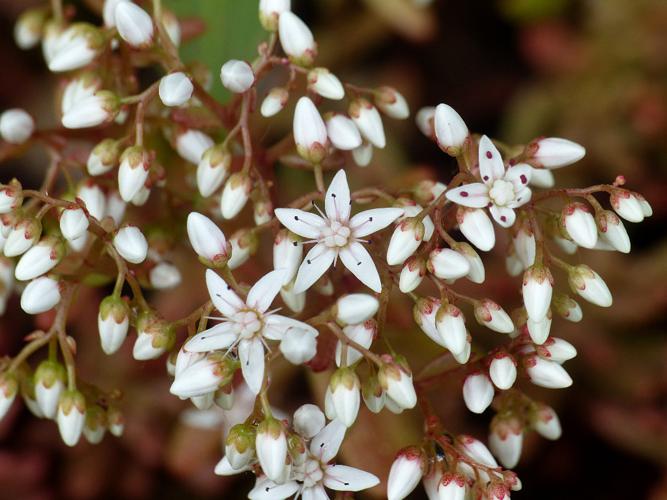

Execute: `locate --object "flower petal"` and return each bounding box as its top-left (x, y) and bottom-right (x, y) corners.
top-left (294, 243), bottom-right (336, 293)
top-left (206, 269), bottom-right (244, 316)
top-left (325, 169), bottom-right (351, 222)
top-left (248, 478), bottom-right (300, 500)
top-left (324, 464), bottom-right (380, 492)
top-left (507, 186), bottom-right (532, 208)
top-left (238, 338), bottom-right (265, 395)
top-left (310, 419), bottom-right (347, 462)
top-left (274, 208), bottom-right (326, 239)
top-left (489, 205), bottom-right (516, 228)
top-left (302, 484), bottom-right (330, 500)
top-left (263, 314), bottom-right (318, 341)
top-left (478, 135), bottom-right (505, 184)
top-left (184, 322), bottom-right (237, 352)
top-left (214, 456), bottom-right (248, 476)
top-left (504, 163), bottom-right (532, 191)
top-left (350, 207), bottom-right (404, 238)
top-left (339, 242), bottom-right (381, 292)
top-left (247, 269), bottom-right (287, 313)
top-left (445, 184), bottom-right (490, 208)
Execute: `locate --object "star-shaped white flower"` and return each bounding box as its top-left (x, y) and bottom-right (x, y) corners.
top-left (184, 268), bottom-right (318, 394)
top-left (275, 169), bottom-right (403, 293)
top-left (248, 419), bottom-right (380, 500)
top-left (446, 135), bottom-right (532, 228)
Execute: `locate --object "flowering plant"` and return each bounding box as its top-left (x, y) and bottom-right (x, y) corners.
top-left (0, 1), bottom-right (653, 498)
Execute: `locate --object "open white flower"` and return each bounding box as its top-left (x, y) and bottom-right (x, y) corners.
top-left (446, 135), bottom-right (532, 228)
top-left (184, 269), bottom-right (317, 394)
top-left (275, 170), bottom-right (403, 293)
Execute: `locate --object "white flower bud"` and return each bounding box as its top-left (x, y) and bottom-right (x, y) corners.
top-left (87, 138), bottom-right (121, 176)
top-left (457, 435), bottom-right (498, 468)
top-left (278, 11), bottom-right (317, 66)
top-left (336, 320), bottom-right (375, 367)
top-left (435, 304), bottom-right (467, 355)
top-left (103, 0), bottom-right (128, 27)
top-left (280, 326), bottom-right (318, 364)
top-left (227, 230), bottom-right (257, 270)
top-left (553, 293), bottom-right (582, 322)
top-left (220, 59), bottom-right (255, 93)
top-left (568, 265), bottom-right (612, 307)
top-left (15, 237), bottom-right (64, 281)
top-left (150, 261), bottom-right (181, 289)
top-left (457, 207), bottom-right (495, 252)
top-left (489, 352), bottom-right (517, 390)
top-left (513, 224), bottom-right (536, 268)
top-left (14, 8), bottom-right (48, 50)
top-left (378, 357), bottom-right (417, 410)
top-left (57, 389), bottom-right (86, 446)
top-left (34, 360), bottom-right (66, 419)
top-left (522, 266), bottom-right (553, 321)
top-left (98, 295), bottom-right (130, 355)
top-left (387, 447), bottom-right (425, 500)
top-left (610, 190), bottom-right (646, 223)
top-left (307, 67), bottom-right (344, 100)
top-left (399, 257), bottom-right (425, 293)
top-left (474, 299), bottom-right (514, 334)
top-left (113, 225), bottom-right (147, 264)
top-left (77, 182), bottom-right (107, 220)
top-left (118, 146), bottom-right (150, 202)
top-left (387, 218), bottom-right (425, 266)
top-left (220, 172), bottom-right (252, 219)
top-left (527, 310), bottom-right (552, 345)
top-left (334, 293), bottom-right (379, 324)
top-left (0, 180), bottom-right (22, 214)
top-left (375, 86), bottom-right (409, 120)
top-left (255, 418), bottom-right (288, 483)
top-left (349, 98), bottom-right (385, 148)
top-left (529, 167), bottom-right (555, 188)
top-left (170, 356), bottom-right (226, 398)
top-left (197, 144), bottom-right (231, 197)
top-left (293, 96), bottom-right (328, 163)
top-left (434, 103), bottom-right (468, 156)
top-left (428, 248), bottom-right (470, 280)
top-left (562, 202), bottom-right (597, 249)
top-left (350, 141), bottom-right (372, 167)
top-left (525, 354), bottom-right (572, 388)
top-left (505, 249), bottom-right (524, 277)
top-left (437, 473), bottom-right (467, 500)
top-left (132, 314), bottom-right (174, 360)
top-left (489, 418), bottom-right (523, 468)
top-left (261, 87), bottom-right (289, 117)
top-left (47, 23), bottom-right (103, 72)
top-left (457, 243), bottom-right (485, 284)
top-left (530, 137), bottom-right (586, 169)
top-left (59, 208), bottom-right (89, 241)
top-left (175, 129), bottom-right (214, 164)
top-left (541, 337), bottom-right (577, 363)
top-left (329, 368), bottom-right (360, 427)
top-left (225, 424), bottom-right (256, 470)
top-left (0, 372), bottom-right (18, 421)
top-left (293, 404), bottom-right (324, 439)
top-left (325, 113), bottom-right (362, 151)
top-left (62, 90), bottom-right (119, 129)
top-left (161, 9), bottom-right (181, 46)
top-left (415, 106), bottom-right (435, 138)
top-left (115, 2), bottom-right (154, 48)
top-left (273, 230), bottom-right (302, 285)
top-left (83, 405), bottom-right (107, 444)
top-left (280, 282), bottom-right (305, 313)
top-left (462, 372), bottom-right (494, 414)
top-left (0, 109), bottom-right (34, 144)
top-left (531, 404), bottom-right (561, 440)
top-left (20, 276), bottom-right (60, 314)
top-left (259, 0), bottom-right (291, 31)
top-left (597, 210), bottom-right (630, 253)
top-left (159, 72), bottom-right (193, 107)
top-left (4, 218), bottom-right (41, 257)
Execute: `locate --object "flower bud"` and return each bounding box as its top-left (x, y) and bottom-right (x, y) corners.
top-left (374, 86), bottom-right (409, 120)
top-left (568, 264), bottom-right (612, 307)
top-left (256, 417), bottom-right (288, 483)
top-left (83, 404), bottom-right (106, 444)
top-left (273, 230), bottom-right (302, 285)
top-left (308, 67), bottom-right (344, 100)
top-left (261, 86), bottom-right (289, 117)
top-left (329, 367), bottom-right (361, 427)
top-left (293, 403), bottom-right (324, 439)
top-left (15, 236), bottom-right (65, 281)
top-left (170, 353), bottom-right (235, 398)
top-left (118, 146), bottom-right (151, 202)
top-left (228, 229), bottom-right (258, 269)
top-left (552, 293), bottom-right (582, 322)
top-left (362, 374), bottom-right (385, 413)
top-left (387, 218), bottom-right (425, 266)
top-left (115, 2), bottom-right (154, 48)
top-left (597, 210), bottom-right (630, 253)
top-left (34, 360), bottom-right (66, 419)
top-left (87, 138), bottom-right (121, 176)
top-left (399, 257), bottom-right (425, 293)
top-left (457, 207), bottom-right (495, 252)
top-left (57, 389), bottom-right (86, 446)
top-left (280, 326), bottom-right (318, 364)
top-left (378, 356), bottom-right (417, 410)
top-left (334, 293), bottom-right (379, 324)
top-left (259, 0), bottom-right (291, 31)
top-left (540, 337), bottom-right (577, 363)
top-left (197, 144), bottom-right (231, 197)
top-left (0, 179), bottom-right (23, 214)
top-left (220, 59), bottom-right (255, 93)
top-left (529, 137), bottom-right (585, 169)
top-left (62, 90), bottom-right (120, 129)
top-left (349, 98), bottom-right (385, 149)
top-left (98, 295), bottom-right (130, 355)
top-left (220, 172), bottom-right (252, 219)
top-left (434, 103), bottom-right (468, 156)
top-left (161, 8), bottom-right (181, 46)
top-left (435, 303), bottom-right (467, 355)
top-left (175, 129), bottom-right (214, 165)
top-left (0, 371), bottom-right (18, 421)
top-left (293, 96), bottom-right (328, 164)
top-left (428, 248), bottom-right (470, 280)
top-left (225, 423), bottom-right (256, 470)
top-left (527, 309), bottom-right (552, 345)
top-left (132, 313), bottom-right (175, 360)
top-left (522, 265), bottom-right (553, 321)
top-left (387, 446), bottom-right (425, 500)
top-left (415, 106), bottom-right (435, 138)
top-left (47, 23), bottom-right (104, 72)
top-left (562, 202), bottom-right (597, 249)
top-left (457, 435), bottom-right (498, 468)
top-left (325, 113), bottom-right (362, 151)
top-left (610, 190), bottom-right (646, 223)
top-left (352, 141), bottom-right (373, 167)
top-left (474, 299), bottom-right (514, 334)
top-left (531, 403), bottom-right (561, 440)
top-left (159, 72), bottom-right (193, 107)
top-left (413, 297), bottom-right (442, 346)
top-left (14, 7), bottom-right (48, 50)
top-left (462, 372), bottom-right (494, 414)
top-left (512, 223), bottom-right (535, 268)
top-left (0, 109), bottom-right (34, 144)
top-left (215, 384), bottom-right (234, 410)
top-left (106, 405), bottom-right (124, 437)
top-left (438, 472), bottom-right (467, 500)
top-left (278, 11), bottom-right (317, 66)
top-left (524, 354), bottom-right (572, 388)
top-left (455, 242), bottom-right (485, 284)
top-left (59, 208), bottom-right (89, 242)
top-left (489, 352), bottom-right (517, 390)
top-left (77, 181), bottom-right (106, 220)
top-left (21, 275), bottom-right (61, 314)
top-left (280, 281), bottom-right (305, 313)
top-left (113, 225), bottom-right (147, 264)
top-left (336, 320), bottom-right (375, 367)
top-left (489, 417), bottom-right (523, 468)
top-left (149, 261), bottom-right (181, 289)
top-left (4, 218), bottom-right (41, 257)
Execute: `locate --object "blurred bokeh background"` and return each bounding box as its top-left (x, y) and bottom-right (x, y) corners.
top-left (1, 0), bottom-right (666, 498)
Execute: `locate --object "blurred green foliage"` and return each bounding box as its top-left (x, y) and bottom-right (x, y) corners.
top-left (500, 0), bottom-right (570, 22)
top-left (167, 0), bottom-right (265, 100)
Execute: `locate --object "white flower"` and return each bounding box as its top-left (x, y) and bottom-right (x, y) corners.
top-left (387, 218), bottom-right (425, 266)
top-left (437, 472), bottom-right (467, 500)
top-left (293, 404), bottom-right (325, 439)
top-left (21, 276), bottom-right (61, 314)
top-left (293, 96), bottom-right (328, 163)
top-left (278, 11), bottom-right (317, 65)
top-left (57, 389), bottom-right (86, 446)
top-left (115, 1), bottom-right (154, 48)
top-left (325, 113), bottom-right (362, 151)
top-left (98, 295), bottom-right (130, 355)
top-left (113, 225), bottom-right (148, 264)
top-left (255, 417), bottom-right (288, 483)
top-left (435, 303), bottom-right (467, 355)
top-left (197, 144), bottom-right (231, 197)
top-left (522, 266), bottom-right (553, 321)
top-left (329, 368), bottom-right (361, 427)
top-left (434, 103), bottom-right (468, 156)
top-left (427, 248), bottom-right (470, 280)
top-left (473, 299), bottom-right (514, 334)
top-left (184, 269), bottom-right (317, 394)
top-left (524, 354), bottom-right (572, 389)
top-left (378, 358), bottom-right (417, 409)
top-left (489, 352), bottom-right (517, 390)
top-left (446, 135), bottom-right (532, 228)
top-left (597, 210), bottom-right (630, 253)
top-left (399, 257), bottom-right (425, 293)
top-left (275, 170), bottom-right (403, 293)
top-left (349, 98), bottom-right (385, 148)
top-left (159, 72), bottom-right (193, 107)
top-left (489, 419), bottom-right (523, 468)
top-left (610, 190), bottom-right (648, 223)
top-left (462, 372), bottom-right (494, 414)
top-left (531, 404), bottom-right (561, 440)
top-left (541, 337), bottom-right (577, 363)
top-left (47, 23), bottom-right (102, 72)
top-left (59, 208), bottom-right (89, 242)
top-left (0, 109), bottom-right (34, 144)
top-left (456, 207), bottom-right (495, 252)
top-left (4, 219), bottom-right (40, 257)
top-left (170, 354), bottom-right (226, 398)
top-left (562, 202), bottom-right (597, 249)
top-left (15, 237), bottom-right (64, 281)
top-left (530, 137), bottom-right (585, 169)
top-left (220, 59), bottom-right (255, 93)
top-left (175, 129), bottom-right (214, 164)
top-left (307, 67), bottom-right (344, 100)
top-left (62, 90), bottom-right (119, 129)
top-left (568, 265), bottom-right (612, 307)
top-left (118, 146), bottom-right (150, 202)
top-left (34, 360), bottom-right (66, 419)
top-left (387, 447), bottom-right (424, 500)
top-left (415, 106), bottom-right (436, 138)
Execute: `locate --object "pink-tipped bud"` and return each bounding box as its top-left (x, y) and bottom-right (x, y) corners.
top-left (462, 372), bottom-right (494, 414)
top-left (387, 446), bottom-right (425, 500)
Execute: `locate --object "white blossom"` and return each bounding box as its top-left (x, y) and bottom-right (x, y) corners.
top-left (0, 109), bottom-right (34, 144)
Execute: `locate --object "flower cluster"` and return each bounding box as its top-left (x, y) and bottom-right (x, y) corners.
top-left (0, 0), bottom-right (652, 498)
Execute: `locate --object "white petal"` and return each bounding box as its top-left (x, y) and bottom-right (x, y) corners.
top-left (310, 419), bottom-right (346, 463)
top-left (247, 269), bottom-right (286, 313)
top-left (325, 170), bottom-right (351, 222)
top-left (263, 314), bottom-right (317, 341)
top-left (350, 208), bottom-right (404, 238)
top-left (324, 464), bottom-right (380, 492)
top-left (478, 135), bottom-right (505, 184)
top-left (294, 243), bottom-right (336, 293)
top-left (274, 208), bottom-right (326, 239)
top-left (339, 242), bottom-right (381, 293)
top-left (302, 485), bottom-right (330, 500)
top-left (504, 163), bottom-right (532, 191)
top-left (489, 205), bottom-right (516, 228)
top-left (184, 322), bottom-right (237, 352)
top-left (445, 184), bottom-right (490, 208)
top-left (205, 269), bottom-right (244, 317)
top-left (214, 456), bottom-right (247, 476)
top-left (249, 479), bottom-right (300, 500)
top-left (238, 338), bottom-right (265, 395)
